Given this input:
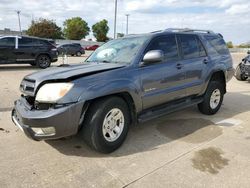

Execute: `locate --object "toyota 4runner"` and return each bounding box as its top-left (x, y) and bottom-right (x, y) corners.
top-left (12, 28), bottom-right (234, 153)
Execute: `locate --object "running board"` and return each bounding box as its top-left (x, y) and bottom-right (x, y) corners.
top-left (138, 97), bottom-right (203, 123)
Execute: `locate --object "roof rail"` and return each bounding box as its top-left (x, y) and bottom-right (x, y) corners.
top-left (165, 28), bottom-right (214, 34)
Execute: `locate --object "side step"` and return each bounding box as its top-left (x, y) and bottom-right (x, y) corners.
top-left (138, 97), bottom-right (203, 123)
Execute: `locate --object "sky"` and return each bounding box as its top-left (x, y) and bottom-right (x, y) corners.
top-left (0, 0), bottom-right (249, 44)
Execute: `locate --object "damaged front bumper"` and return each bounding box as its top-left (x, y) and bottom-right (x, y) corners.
top-left (11, 96), bottom-right (85, 141)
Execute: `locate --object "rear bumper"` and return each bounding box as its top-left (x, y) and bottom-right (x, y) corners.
top-left (11, 97), bottom-right (84, 140)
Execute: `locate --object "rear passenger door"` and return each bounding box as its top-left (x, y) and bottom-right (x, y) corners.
top-left (15, 37), bottom-right (35, 62)
top-left (140, 34), bottom-right (186, 109)
top-left (177, 34), bottom-right (208, 96)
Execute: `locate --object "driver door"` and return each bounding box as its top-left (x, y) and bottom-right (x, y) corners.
top-left (140, 34), bottom-right (186, 110)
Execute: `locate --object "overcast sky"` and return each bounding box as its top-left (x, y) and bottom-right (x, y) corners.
top-left (0, 0), bottom-right (249, 44)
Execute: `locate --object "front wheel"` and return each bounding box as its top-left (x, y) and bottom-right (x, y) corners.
top-left (198, 81), bottom-right (224, 115)
top-left (81, 97), bottom-right (130, 153)
top-left (235, 63), bottom-right (248, 81)
top-left (36, 55), bottom-right (51, 69)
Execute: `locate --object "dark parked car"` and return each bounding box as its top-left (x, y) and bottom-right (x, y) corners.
top-left (235, 51), bottom-right (250, 81)
top-left (85, 44), bottom-right (99, 51)
top-left (57, 43), bottom-right (85, 56)
top-left (0, 36), bottom-right (58, 68)
top-left (12, 28), bottom-right (234, 153)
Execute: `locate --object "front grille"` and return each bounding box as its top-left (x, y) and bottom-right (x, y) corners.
top-left (20, 78), bottom-right (36, 96)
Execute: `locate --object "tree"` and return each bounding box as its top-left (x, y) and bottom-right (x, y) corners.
top-left (226, 41), bottom-right (234, 48)
top-left (92, 19), bottom-right (109, 42)
top-left (63, 17), bottom-right (90, 40)
top-left (26, 18), bottom-right (63, 39)
top-left (117, 33), bottom-right (125, 38)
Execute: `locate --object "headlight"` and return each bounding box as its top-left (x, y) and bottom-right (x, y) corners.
top-left (35, 83), bottom-right (74, 103)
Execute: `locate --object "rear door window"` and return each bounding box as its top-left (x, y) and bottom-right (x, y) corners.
top-left (19, 38), bottom-right (33, 46)
top-left (179, 34), bottom-right (200, 59)
top-left (146, 35), bottom-right (179, 61)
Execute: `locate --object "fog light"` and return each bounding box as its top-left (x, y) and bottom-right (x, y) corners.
top-left (31, 127), bottom-right (56, 136)
top-left (42, 127), bottom-right (56, 135)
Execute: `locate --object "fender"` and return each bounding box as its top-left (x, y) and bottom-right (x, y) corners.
top-left (78, 79), bottom-right (142, 113)
top-left (199, 63), bottom-right (227, 95)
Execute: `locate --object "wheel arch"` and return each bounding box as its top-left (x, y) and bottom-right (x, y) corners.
top-left (35, 53), bottom-right (52, 61)
top-left (80, 92), bottom-right (138, 130)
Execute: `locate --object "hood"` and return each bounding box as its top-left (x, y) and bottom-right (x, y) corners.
top-left (25, 62), bottom-right (125, 82)
top-left (21, 62), bottom-right (125, 96)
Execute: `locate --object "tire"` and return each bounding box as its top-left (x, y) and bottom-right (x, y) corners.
top-left (198, 81), bottom-right (224, 115)
top-left (235, 63), bottom-right (248, 81)
top-left (76, 51), bottom-right (82, 56)
top-left (81, 97), bottom-right (130, 153)
top-left (36, 55), bottom-right (51, 69)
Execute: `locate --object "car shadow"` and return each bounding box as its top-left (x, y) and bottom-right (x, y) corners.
top-left (46, 91), bottom-right (250, 158)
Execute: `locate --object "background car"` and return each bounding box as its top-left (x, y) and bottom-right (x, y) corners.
top-left (57, 43), bottom-right (85, 56)
top-left (84, 44), bottom-right (99, 51)
top-left (0, 36), bottom-right (58, 68)
top-left (235, 50), bottom-right (250, 81)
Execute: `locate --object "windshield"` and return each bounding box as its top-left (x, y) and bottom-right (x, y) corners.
top-left (86, 36), bottom-right (150, 64)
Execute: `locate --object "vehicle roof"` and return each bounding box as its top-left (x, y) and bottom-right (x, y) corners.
top-left (0, 35), bottom-right (52, 41)
top-left (123, 28), bottom-right (221, 39)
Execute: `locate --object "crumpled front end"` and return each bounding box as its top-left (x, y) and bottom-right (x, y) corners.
top-left (11, 96), bottom-right (85, 140)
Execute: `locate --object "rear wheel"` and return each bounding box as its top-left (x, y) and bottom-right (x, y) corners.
top-left (36, 55), bottom-right (51, 69)
top-left (76, 51), bottom-right (82, 56)
top-left (81, 97), bottom-right (130, 153)
top-left (198, 81), bottom-right (224, 115)
top-left (235, 63), bottom-right (248, 81)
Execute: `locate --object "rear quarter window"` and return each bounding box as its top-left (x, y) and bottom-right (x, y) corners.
top-left (204, 35), bottom-right (229, 55)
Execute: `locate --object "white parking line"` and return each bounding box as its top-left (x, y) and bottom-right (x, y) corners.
top-left (212, 118), bottom-right (243, 127)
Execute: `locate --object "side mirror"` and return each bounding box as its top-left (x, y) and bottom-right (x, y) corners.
top-left (141, 50), bottom-right (164, 66)
top-left (247, 50), bottom-right (250, 55)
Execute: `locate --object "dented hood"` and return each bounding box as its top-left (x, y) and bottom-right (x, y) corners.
top-left (25, 62), bottom-right (125, 83)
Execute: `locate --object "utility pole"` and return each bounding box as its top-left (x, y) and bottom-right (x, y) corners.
top-left (16, 10), bottom-right (22, 35)
top-left (114, 0), bottom-right (117, 39)
top-left (125, 14), bottom-right (129, 35)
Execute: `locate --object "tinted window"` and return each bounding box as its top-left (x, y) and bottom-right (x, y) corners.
top-left (205, 35), bottom-right (229, 55)
top-left (147, 35), bottom-right (179, 61)
top-left (0, 37), bottom-right (15, 46)
top-left (33, 39), bottom-right (49, 46)
top-left (19, 37), bottom-right (33, 46)
top-left (179, 35), bottom-right (200, 59)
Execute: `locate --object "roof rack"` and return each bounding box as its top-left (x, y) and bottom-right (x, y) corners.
top-left (165, 28), bottom-right (214, 34)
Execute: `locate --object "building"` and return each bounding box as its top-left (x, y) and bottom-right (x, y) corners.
top-left (0, 28), bottom-right (26, 36)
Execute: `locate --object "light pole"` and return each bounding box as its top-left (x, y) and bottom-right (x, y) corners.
top-left (114, 0), bottom-right (117, 39)
top-left (125, 14), bottom-right (129, 35)
top-left (16, 10), bottom-right (22, 35)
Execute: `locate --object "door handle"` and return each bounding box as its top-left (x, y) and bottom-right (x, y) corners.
top-left (203, 58), bottom-right (209, 64)
top-left (176, 63), bottom-right (183, 69)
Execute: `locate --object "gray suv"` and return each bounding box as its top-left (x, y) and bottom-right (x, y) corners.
top-left (12, 28), bottom-right (234, 153)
